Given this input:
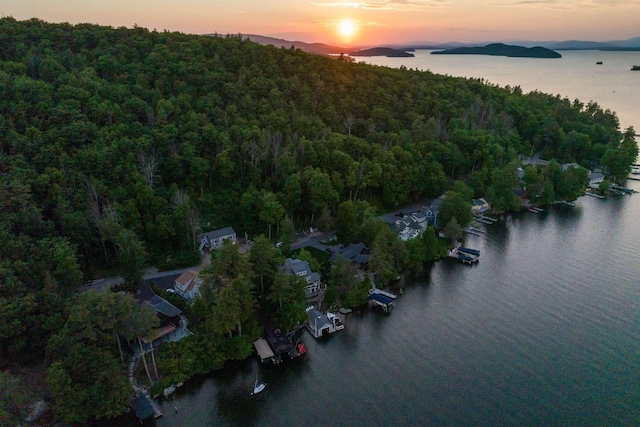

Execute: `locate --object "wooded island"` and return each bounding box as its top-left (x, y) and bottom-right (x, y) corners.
top-left (432, 43), bottom-right (562, 58)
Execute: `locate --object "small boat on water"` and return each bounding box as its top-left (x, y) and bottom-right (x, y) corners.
top-left (632, 65), bottom-right (640, 71)
top-left (596, 61), bottom-right (603, 65)
top-left (252, 378), bottom-right (266, 395)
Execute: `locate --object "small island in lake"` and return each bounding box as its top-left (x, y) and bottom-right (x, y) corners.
top-left (349, 47), bottom-right (415, 57)
top-left (431, 43), bottom-right (562, 58)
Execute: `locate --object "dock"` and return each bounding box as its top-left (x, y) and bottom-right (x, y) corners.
top-left (149, 395), bottom-right (162, 419)
top-left (464, 226), bottom-right (485, 236)
top-left (553, 200), bottom-right (576, 207)
top-left (611, 184), bottom-right (636, 194)
top-left (474, 215), bottom-right (498, 225)
top-left (586, 191), bottom-right (605, 199)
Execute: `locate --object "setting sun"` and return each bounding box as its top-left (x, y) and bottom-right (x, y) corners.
top-left (338, 19), bottom-right (355, 38)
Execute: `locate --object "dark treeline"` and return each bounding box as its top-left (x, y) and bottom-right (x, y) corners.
top-left (0, 17), bottom-right (637, 424)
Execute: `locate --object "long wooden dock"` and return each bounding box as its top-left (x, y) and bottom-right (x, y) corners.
top-left (474, 215), bottom-right (498, 224)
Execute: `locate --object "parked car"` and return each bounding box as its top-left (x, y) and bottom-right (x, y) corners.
top-left (274, 241), bottom-right (283, 248)
top-left (325, 247), bottom-right (335, 253)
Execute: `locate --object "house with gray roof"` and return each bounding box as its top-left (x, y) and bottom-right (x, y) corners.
top-left (284, 258), bottom-right (323, 299)
top-left (132, 282), bottom-right (192, 352)
top-left (198, 226), bottom-right (236, 253)
top-left (329, 243), bottom-right (370, 267)
top-left (306, 309), bottom-right (334, 338)
top-left (379, 203), bottom-right (438, 241)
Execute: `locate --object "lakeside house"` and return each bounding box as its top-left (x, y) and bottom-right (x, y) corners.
top-left (198, 226), bottom-right (236, 254)
top-left (472, 198), bottom-right (490, 215)
top-left (174, 270), bottom-right (201, 301)
top-left (379, 202), bottom-right (439, 241)
top-left (132, 282), bottom-right (191, 352)
top-left (284, 258), bottom-right (323, 300)
top-left (588, 171), bottom-right (605, 187)
top-left (329, 242), bottom-right (370, 268)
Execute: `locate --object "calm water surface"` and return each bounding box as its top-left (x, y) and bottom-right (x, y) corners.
top-left (155, 181), bottom-right (640, 426)
top-left (148, 52), bottom-right (640, 426)
top-left (363, 50), bottom-right (640, 130)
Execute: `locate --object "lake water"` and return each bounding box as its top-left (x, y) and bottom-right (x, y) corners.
top-left (147, 52), bottom-right (640, 427)
top-left (363, 50), bottom-right (640, 131)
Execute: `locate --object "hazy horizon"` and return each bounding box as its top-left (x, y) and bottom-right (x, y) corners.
top-left (4, 1), bottom-right (640, 47)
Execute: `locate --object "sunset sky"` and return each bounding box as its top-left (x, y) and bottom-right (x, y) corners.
top-left (3, 1), bottom-right (639, 46)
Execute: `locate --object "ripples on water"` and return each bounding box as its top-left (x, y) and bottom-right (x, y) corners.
top-left (155, 181), bottom-right (640, 426)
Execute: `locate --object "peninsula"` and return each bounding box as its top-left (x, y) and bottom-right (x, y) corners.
top-left (431, 43), bottom-right (562, 58)
top-left (349, 47), bottom-right (415, 57)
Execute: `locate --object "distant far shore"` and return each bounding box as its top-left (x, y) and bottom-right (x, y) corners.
top-left (349, 47), bottom-right (414, 58)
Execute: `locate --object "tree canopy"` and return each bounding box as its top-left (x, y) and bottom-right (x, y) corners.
top-left (0, 17), bottom-right (636, 424)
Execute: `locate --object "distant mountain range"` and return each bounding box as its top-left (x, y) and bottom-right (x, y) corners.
top-left (240, 34), bottom-right (640, 57)
top-left (241, 35), bottom-right (412, 57)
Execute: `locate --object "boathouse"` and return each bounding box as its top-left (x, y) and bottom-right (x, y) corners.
top-left (306, 309), bottom-right (334, 338)
top-left (131, 394), bottom-right (155, 422)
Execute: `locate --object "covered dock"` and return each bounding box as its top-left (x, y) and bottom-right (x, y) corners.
top-left (458, 247), bottom-right (480, 256)
top-left (448, 247), bottom-right (479, 265)
top-left (369, 293), bottom-right (395, 313)
top-left (265, 328), bottom-right (303, 360)
top-left (254, 338), bottom-right (277, 363)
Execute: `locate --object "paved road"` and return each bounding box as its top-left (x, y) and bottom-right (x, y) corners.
top-left (291, 231), bottom-right (336, 251)
top-left (81, 253), bottom-right (211, 293)
top-left (82, 234), bottom-right (340, 294)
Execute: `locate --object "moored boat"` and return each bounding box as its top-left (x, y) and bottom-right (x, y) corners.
top-left (252, 378), bottom-right (266, 395)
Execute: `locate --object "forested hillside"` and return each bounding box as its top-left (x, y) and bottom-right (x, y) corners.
top-left (0, 17), bottom-right (637, 423)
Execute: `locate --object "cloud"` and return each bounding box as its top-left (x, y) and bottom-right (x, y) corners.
top-left (487, 0), bottom-right (638, 8)
top-left (317, 18), bottom-right (383, 29)
top-left (310, 0), bottom-right (449, 11)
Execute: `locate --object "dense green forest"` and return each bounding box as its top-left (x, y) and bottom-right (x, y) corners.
top-left (0, 17), bottom-right (637, 424)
